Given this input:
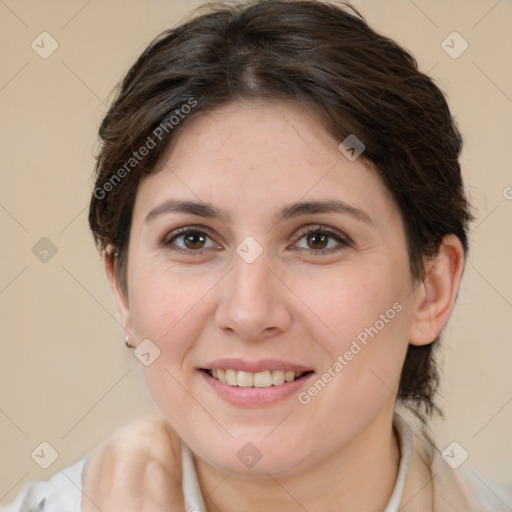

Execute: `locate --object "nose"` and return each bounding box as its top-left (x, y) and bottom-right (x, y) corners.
top-left (214, 249), bottom-right (292, 341)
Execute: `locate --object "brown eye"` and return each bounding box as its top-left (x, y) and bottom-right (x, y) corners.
top-left (183, 231), bottom-right (207, 250)
top-left (294, 226), bottom-right (351, 253)
top-left (306, 232), bottom-right (330, 250)
top-left (163, 227), bottom-right (219, 253)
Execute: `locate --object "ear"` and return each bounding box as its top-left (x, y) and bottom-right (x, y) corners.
top-left (104, 248), bottom-right (132, 340)
top-left (408, 234), bottom-right (465, 346)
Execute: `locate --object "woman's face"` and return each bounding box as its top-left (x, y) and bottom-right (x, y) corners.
top-left (115, 100), bottom-right (424, 476)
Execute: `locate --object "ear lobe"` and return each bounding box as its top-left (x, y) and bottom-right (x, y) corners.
top-left (408, 234), bottom-right (465, 347)
top-left (104, 248), bottom-right (132, 338)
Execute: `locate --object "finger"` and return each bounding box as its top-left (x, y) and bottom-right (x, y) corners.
top-left (82, 446), bottom-right (111, 512)
top-left (142, 459), bottom-right (186, 512)
top-left (81, 414), bottom-right (185, 511)
top-left (82, 442), bottom-right (145, 511)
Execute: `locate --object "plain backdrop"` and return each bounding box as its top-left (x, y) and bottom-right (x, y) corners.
top-left (1, 0), bottom-right (511, 504)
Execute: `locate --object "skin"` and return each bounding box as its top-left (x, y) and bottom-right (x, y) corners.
top-left (81, 413), bottom-right (183, 512)
top-left (84, 99), bottom-right (465, 511)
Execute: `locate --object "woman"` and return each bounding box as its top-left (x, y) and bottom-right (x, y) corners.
top-left (2, 1), bottom-right (509, 510)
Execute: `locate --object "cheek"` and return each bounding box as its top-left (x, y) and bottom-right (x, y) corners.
top-left (296, 263), bottom-right (404, 344)
top-left (127, 266), bottom-right (216, 415)
top-left (128, 267), bottom-right (209, 421)
top-left (296, 263), bottom-right (411, 403)
top-left (128, 260), bottom-right (212, 344)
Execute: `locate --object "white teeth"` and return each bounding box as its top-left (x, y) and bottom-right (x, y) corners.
top-left (284, 370), bottom-right (295, 382)
top-left (237, 370), bottom-right (254, 387)
top-left (253, 371), bottom-right (272, 388)
top-left (208, 369), bottom-right (306, 387)
top-left (272, 370), bottom-right (285, 385)
top-left (226, 369), bottom-right (237, 386)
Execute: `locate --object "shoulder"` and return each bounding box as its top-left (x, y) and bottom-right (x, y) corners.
top-left (430, 450), bottom-right (512, 512)
top-left (461, 471), bottom-right (512, 512)
top-left (399, 414), bottom-right (511, 512)
top-left (0, 457), bottom-right (87, 512)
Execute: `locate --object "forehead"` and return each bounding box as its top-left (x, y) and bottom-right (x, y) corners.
top-left (133, 100), bottom-right (399, 229)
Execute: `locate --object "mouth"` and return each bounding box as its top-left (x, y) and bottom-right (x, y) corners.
top-left (203, 368), bottom-right (313, 388)
top-left (199, 358), bottom-right (315, 406)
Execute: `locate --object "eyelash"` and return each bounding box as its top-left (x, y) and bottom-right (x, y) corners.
top-left (161, 225), bottom-right (352, 256)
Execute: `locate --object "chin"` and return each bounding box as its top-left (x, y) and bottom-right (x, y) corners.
top-left (189, 433), bottom-right (312, 478)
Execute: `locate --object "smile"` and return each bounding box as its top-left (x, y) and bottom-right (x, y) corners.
top-left (205, 369), bottom-right (309, 387)
top-left (200, 358), bottom-right (315, 406)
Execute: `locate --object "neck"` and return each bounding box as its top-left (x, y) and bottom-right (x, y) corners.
top-left (194, 406), bottom-right (401, 512)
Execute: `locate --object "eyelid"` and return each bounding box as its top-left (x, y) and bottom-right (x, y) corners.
top-left (160, 223), bottom-right (352, 254)
top-left (160, 225), bottom-right (221, 249)
top-left (292, 224), bottom-right (353, 247)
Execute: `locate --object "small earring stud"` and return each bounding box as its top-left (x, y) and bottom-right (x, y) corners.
top-left (124, 335), bottom-right (134, 348)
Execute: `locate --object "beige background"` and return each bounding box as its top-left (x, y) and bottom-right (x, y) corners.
top-left (1, 0), bottom-right (511, 504)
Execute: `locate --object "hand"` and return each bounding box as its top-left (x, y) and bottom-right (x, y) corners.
top-left (81, 412), bottom-right (185, 512)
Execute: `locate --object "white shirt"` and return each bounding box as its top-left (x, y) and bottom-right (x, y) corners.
top-left (0, 413), bottom-right (508, 511)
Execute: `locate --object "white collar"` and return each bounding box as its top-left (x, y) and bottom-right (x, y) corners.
top-left (181, 412), bottom-right (413, 512)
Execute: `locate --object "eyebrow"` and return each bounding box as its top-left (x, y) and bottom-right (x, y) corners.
top-left (145, 199), bottom-right (374, 227)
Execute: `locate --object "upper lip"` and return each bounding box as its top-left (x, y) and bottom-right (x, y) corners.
top-left (201, 358), bottom-right (314, 373)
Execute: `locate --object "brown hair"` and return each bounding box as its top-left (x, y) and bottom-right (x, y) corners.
top-left (88, 0), bottom-right (474, 422)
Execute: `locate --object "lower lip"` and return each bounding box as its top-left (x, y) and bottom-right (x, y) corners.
top-left (200, 370), bottom-right (314, 407)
